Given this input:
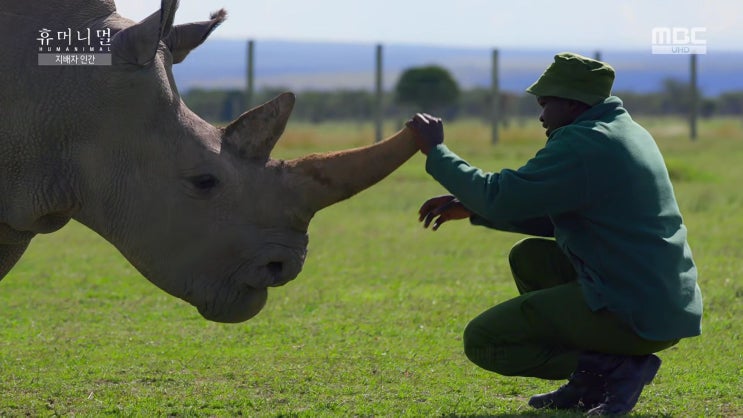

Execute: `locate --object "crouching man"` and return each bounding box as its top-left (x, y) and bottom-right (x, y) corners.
top-left (405, 52), bottom-right (703, 415)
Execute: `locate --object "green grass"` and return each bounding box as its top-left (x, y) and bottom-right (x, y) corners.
top-left (2, 117), bottom-right (742, 416)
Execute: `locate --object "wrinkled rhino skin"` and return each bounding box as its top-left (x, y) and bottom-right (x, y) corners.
top-left (0, 0), bottom-right (418, 322)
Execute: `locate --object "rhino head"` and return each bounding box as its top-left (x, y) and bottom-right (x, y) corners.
top-left (0, 1), bottom-right (418, 322)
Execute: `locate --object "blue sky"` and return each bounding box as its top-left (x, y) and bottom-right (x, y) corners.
top-left (115, 0), bottom-right (743, 51)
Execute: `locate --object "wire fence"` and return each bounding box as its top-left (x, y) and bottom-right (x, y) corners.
top-left (177, 40), bottom-right (743, 141)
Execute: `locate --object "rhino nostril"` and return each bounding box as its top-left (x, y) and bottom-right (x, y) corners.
top-left (266, 261), bottom-right (283, 277)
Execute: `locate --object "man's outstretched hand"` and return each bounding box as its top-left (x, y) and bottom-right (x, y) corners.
top-left (418, 195), bottom-right (472, 231)
top-left (405, 113), bottom-right (444, 155)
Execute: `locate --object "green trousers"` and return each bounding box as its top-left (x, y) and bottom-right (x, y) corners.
top-left (463, 237), bottom-right (678, 380)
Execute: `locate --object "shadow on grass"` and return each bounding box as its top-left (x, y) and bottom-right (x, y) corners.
top-left (440, 412), bottom-right (670, 418)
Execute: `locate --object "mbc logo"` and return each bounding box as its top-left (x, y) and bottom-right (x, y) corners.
top-left (651, 27), bottom-right (707, 54)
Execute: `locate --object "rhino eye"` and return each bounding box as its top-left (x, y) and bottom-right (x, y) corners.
top-left (188, 174), bottom-right (220, 191)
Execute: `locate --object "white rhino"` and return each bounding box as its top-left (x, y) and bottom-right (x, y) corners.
top-left (0, 0), bottom-right (417, 322)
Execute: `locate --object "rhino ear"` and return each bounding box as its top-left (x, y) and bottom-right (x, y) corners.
top-left (166, 9), bottom-right (227, 64)
top-left (222, 93), bottom-right (296, 161)
top-left (111, 0), bottom-right (179, 66)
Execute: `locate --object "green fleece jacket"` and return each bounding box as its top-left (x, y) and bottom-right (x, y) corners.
top-left (425, 96), bottom-right (702, 341)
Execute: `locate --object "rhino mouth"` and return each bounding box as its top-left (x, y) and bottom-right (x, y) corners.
top-left (195, 245), bottom-right (307, 323)
top-left (197, 286), bottom-right (268, 323)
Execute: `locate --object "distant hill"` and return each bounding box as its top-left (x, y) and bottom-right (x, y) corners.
top-left (172, 39), bottom-right (743, 97)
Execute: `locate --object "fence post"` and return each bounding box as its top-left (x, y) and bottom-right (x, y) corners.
top-left (245, 40), bottom-right (255, 109)
top-left (690, 54), bottom-right (698, 140)
top-left (375, 44), bottom-right (383, 143)
top-left (491, 49), bottom-right (500, 145)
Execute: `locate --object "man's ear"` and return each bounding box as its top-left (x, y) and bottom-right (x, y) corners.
top-left (568, 99), bottom-right (591, 115)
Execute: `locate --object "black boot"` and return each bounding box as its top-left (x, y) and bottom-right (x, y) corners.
top-left (586, 354), bottom-right (662, 416)
top-left (528, 352), bottom-right (610, 411)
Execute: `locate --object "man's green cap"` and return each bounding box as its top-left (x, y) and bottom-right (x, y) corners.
top-left (526, 52), bottom-right (615, 106)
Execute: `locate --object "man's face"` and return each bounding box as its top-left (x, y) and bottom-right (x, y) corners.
top-left (537, 96), bottom-right (588, 137)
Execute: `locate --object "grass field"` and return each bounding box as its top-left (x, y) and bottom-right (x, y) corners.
top-left (1, 117), bottom-right (742, 416)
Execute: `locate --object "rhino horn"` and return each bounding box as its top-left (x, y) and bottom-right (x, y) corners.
top-left (286, 127), bottom-right (419, 213)
top-left (222, 93), bottom-right (296, 161)
top-left (111, 0), bottom-right (179, 66)
top-left (166, 9), bottom-right (227, 64)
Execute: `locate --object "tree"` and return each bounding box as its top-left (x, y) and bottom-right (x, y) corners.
top-left (717, 91), bottom-right (743, 116)
top-left (394, 66), bottom-right (460, 114)
top-left (660, 78), bottom-right (701, 115)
